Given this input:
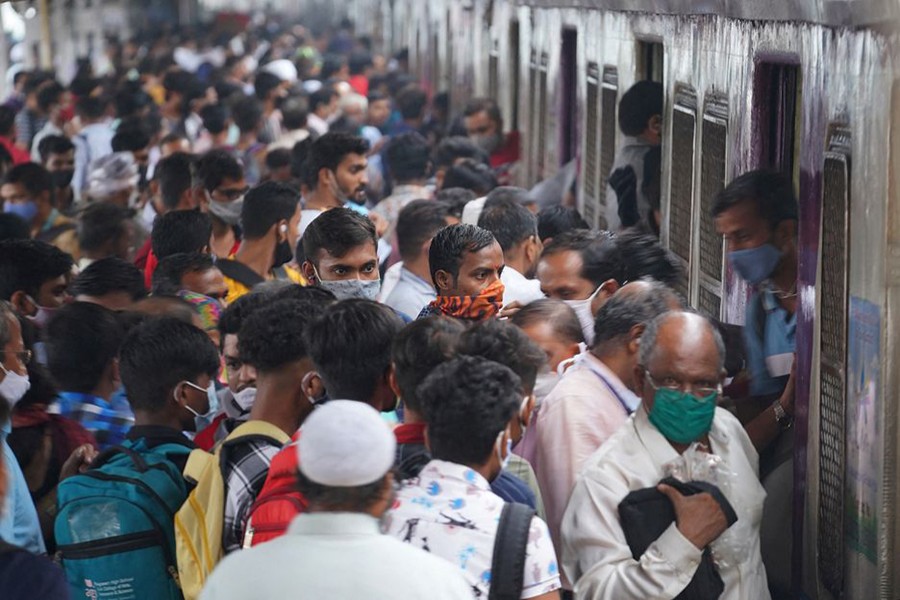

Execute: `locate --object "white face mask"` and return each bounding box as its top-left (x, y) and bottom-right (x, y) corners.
top-left (563, 283), bottom-right (607, 346)
top-left (0, 364), bottom-right (30, 407)
top-left (495, 429), bottom-right (512, 471)
top-left (230, 387), bottom-right (257, 417)
top-left (533, 370), bottom-right (559, 402)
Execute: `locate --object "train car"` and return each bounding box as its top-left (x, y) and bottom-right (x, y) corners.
top-left (333, 0), bottom-right (900, 598)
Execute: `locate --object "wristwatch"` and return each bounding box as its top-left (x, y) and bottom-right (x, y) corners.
top-left (773, 399), bottom-right (793, 429)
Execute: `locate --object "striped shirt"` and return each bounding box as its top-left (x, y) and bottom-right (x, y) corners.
top-left (55, 391), bottom-right (134, 451)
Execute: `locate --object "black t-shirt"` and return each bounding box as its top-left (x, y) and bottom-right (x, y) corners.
top-left (126, 425), bottom-right (196, 474)
top-left (0, 540), bottom-right (70, 599)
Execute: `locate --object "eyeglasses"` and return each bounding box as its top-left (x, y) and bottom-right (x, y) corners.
top-left (4, 349), bottom-right (32, 365)
top-left (643, 370), bottom-right (721, 400)
top-left (214, 186), bottom-right (250, 201)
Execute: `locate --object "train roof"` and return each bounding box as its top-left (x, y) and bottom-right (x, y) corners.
top-left (513, 0), bottom-right (898, 28)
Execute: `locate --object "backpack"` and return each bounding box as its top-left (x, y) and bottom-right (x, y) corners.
top-left (174, 421), bottom-right (290, 600)
top-left (241, 433), bottom-right (307, 548)
top-left (55, 439), bottom-right (191, 600)
top-left (488, 503), bottom-right (537, 600)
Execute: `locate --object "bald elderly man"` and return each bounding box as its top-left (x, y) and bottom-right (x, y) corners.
top-left (561, 311), bottom-right (769, 599)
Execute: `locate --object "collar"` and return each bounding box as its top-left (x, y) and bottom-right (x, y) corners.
top-left (578, 353), bottom-right (641, 413)
top-left (287, 512), bottom-right (381, 537)
top-left (421, 459), bottom-right (492, 492)
top-left (394, 422), bottom-right (426, 445)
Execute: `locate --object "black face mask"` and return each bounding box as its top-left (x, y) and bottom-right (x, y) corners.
top-left (272, 239), bottom-right (294, 269)
top-left (51, 169), bottom-right (75, 189)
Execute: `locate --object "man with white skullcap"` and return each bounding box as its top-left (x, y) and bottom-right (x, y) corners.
top-left (200, 401), bottom-right (472, 600)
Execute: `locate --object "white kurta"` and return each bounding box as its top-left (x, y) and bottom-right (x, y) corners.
top-left (561, 406), bottom-right (770, 600)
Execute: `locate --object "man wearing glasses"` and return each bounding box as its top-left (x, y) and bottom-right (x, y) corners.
top-left (561, 311), bottom-right (770, 600)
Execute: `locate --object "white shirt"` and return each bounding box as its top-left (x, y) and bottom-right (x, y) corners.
top-left (306, 113), bottom-right (329, 137)
top-left (561, 407), bottom-right (770, 600)
top-left (268, 128), bottom-right (310, 152)
top-left (383, 266), bottom-right (435, 320)
top-left (530, 353), bottom-right (640, 570)
top-left (200, 512), bottom-right (472, 600)
top-left (73, 122), bottom-right (114, 198)
top-left (500, 266), bottom-right (544, 307)
top-left (384, 459), bottom-right (562, 599)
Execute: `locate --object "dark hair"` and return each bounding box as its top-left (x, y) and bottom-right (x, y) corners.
top-left (151, 252), bottom-right (216, 295)
top-left (241, 181), bottom-right (299, 239)
top-left (155, 152), bottom-right (195, 210)
top-left (442, 159), bottom-right (497, 196)
top-left (151, 210), bottom-right (212, 259)
top-left (542, 230), bottom-right (626, 288)
top-left (306, 133), bottom-right (368, 188)
top-left (593, 279), bottom-right (674, 347)
top-left (432, 136), bottom-right (489, 170)
top-left (265, 148), bottom-right (292, 172)
top-left (396, 200), bottom-right (449, 262)
top-left (0, 213), bottom-right (29, 241)
top-left (77, 201), bottom-right (135, 253)
top-left (281, 97), bottom-right (309, 130)
top-left (617, 232), bottom-right (686, 290)
top-left (70, 257), bottom-right (147, 300)
top-left (296, 470), bottom-right (385, 512)
top-left (395, 86), bottom-right (427, 120)
top-left (271, 284), bottom-right (337, 305)
top-left (218, 289), bottom-right (278, 346)
top-left (384, 132), bottom-right (429, 183)
top-left (254, 71), bottom-right (283, 101)
top-left (231, 95), bottom-right (263, 134)
top-left (111, 128), bottom-right (150, 153)
top-left (419, 356), bottom-right (519, 464)
top-left (45, 302), bottom-right (122, 393)
top-left (436, 187), bottom-right (476, 219)
top-left (511, 298), bottom-right (585, 344)
top-left (428, 224), bottom-right (496, 286)
top-left (463, 97), bottom-right (503, 127)
top-left (0, 106), bottom-right (16, 136)
top-left (75, 95), bottom-right (109, 121)
top-left (348, 51), bottom-right (373, 75)
top-left (239, 299), bottom-right (320, 372)
top-left (711, 169), bottom-right (798, 229)
top-left (391, 316), bottom-right (464, 413)
top-left (197, 149), bottom-right (244, 192)
top-left (304, 299), bottom-right (404, 401)
top-left (459, 319), bottom-right (545, 393)
top-left (36, 81), bottom-right (64, 113)
top-left (302, 207), bottom-right (376, 266)
top-left (478, 190), bottom-right (537, 251)
top-left (309, 87), bottom-right (338, 112)
top-left (4, 163), bottom-right (53, 198)
top-left (0, 240), bottom-right (74, 300)
top-left (537, 205), bottom-right (589, 242)
top-left (200, 103), bottom-right (229, 135)
top-left (119, 317), bottom-right (219, 412)
top-left (618, 81), bottom-right (663, 137)
top-left (37, 135), bottom-right (75, 163)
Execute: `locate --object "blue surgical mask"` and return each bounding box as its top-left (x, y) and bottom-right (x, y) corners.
top-left (727, 243), bottom-right (782, 285)
top-left (3, 200), bottom-right (38, 223)
top-left (182, 380), bottom-right (221, 432)
top-left (648, 387), bottom-right (717, 445)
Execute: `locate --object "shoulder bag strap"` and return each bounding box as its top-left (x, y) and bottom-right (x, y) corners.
top-left (488, 502), bottom-right (536, 600)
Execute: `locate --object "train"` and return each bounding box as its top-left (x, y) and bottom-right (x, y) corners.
top-left (318, 0), bottom-right (900, 598)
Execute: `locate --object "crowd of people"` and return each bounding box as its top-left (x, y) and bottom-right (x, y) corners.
top-left (0, 13), bottom-right (799, 600)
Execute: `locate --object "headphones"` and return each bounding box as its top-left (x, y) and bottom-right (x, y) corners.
top-left (279, 223), bottom-right (288, 234)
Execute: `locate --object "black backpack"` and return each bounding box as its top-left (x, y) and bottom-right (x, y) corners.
top-left (488, 502), bottom-right (536, 600)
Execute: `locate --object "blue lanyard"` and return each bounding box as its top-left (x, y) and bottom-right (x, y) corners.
top-left (579, 356), bottom-right (636, 416)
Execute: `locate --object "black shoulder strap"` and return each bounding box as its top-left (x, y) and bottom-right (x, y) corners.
top-left (35, 222), bottom-right (76, 243)
top-left (752, 292), bottom-right (767, 342)
top-left (488, 503), bottom-right (536, 600)
top-left (216, 258), bottom-right (266, 288)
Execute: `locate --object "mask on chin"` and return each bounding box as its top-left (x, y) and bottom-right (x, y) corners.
top-left (562, 283), bottom-right (607, 346)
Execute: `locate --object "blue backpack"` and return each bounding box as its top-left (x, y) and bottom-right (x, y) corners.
top-left (55, 439), bottom-right (191, 600)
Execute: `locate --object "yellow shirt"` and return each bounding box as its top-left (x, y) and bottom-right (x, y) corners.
top-left (223, 263), bottom-right (306, 305)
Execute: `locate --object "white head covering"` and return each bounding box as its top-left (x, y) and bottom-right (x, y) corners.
top-left (262, 59), bottom-right (298, 83)
top-left (87, 152), bottom-right (139, 199)
top-left (299, 400), bottom-right (396, 487)
top-left (461, 196), bottom-right (488, 225)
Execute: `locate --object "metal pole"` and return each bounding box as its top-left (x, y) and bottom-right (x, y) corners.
top-left (0, 5), bottom-right (8, 98)
top-left (37, 0), bottom-right (52, 70)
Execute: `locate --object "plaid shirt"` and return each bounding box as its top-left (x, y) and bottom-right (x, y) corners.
top-left (222, 437), bottom-right (283, 553)
top-left (55, 391), bottom-right (135, 451)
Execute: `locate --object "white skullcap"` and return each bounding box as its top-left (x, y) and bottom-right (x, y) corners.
top-left (87, 152), bottom-right (139, 198)
top-left (263, 59), bottom-right (298, 83)
top-left (461, 196), bottom-right (488, 225)
top-left (299, 401), bottom-right (396, 487)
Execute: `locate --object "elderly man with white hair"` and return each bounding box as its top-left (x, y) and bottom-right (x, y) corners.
top-left (200, 401), bottom-right (472, 600)
top-left (561, 311), bottom-right (770, 599)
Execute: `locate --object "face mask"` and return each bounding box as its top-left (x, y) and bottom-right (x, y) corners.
top-left (25, 295), bottom-right (57, 329)
top-left (647, 387), bottom-right (717, 445)
top-left (3, 201), bottom-right (38, 223)
top-left (207, 196), bottom-right (244, 226)
top-left (51, 169), bottom-right (75, 189)
top-left (0, 364), bottom-right (31, 407)
top-left (428, 279), bottom-right (505, 321)
top-left (495, 430), bottom-right (512, 471)
top-left (272, 239), bottom-right (294, 269)
top-left (728, 243), bottom-right (783, 286)
top-left (471, 132), bottom-right (503, 155)
top-left (563, 283), bottom-right (606, 346)
top-left (226, 123), bottom-right (240, 146)
top-left (533, 370), bottom-right (559, 401)
top-left (180, 380), bottom-right (221, 432)
top-left (231, 386), bottom-right (257, 414)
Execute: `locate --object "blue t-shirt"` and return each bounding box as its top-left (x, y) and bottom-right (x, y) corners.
top-left (490, 470), bottom-right (537, 510)
top-left (0, 423), bottom-right (45, 554)
top-left (743, 286), bottom-right (796, 397)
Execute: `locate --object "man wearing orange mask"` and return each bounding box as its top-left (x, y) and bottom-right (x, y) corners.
top-left (418, 224), bottom-right (505, 321)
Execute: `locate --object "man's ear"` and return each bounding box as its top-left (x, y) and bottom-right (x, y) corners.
top-left (627, 324), bottom-right (646, 355)
top-left (388, 365), bottom-right (402, 398)
top-left (774, 219), bottom-right (797, 250)
top-left (300, 260), bottom-right (317, 283)
top-left (301, 371), bottom-right (326, 404)
top-left (647, 114), bottom-right (662, 136)
top-left (10, 290), bottom-right (33, 317)
top-left (434, 269), bottom-right (453, 292)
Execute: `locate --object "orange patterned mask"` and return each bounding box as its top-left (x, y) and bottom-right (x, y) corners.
top-left (428, 279), bottom-right (505, 321)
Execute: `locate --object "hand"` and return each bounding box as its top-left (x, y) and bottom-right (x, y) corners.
top-left (60, 444), bottom-right (98, 481)
top-left (369, 212), bottom-right (389, 238)
top-left (499, 301), bottom-right (523, 320)
top-left (657, 483), bottom-right (728, 550)
top-left (609, 166), bottom-right (639, 227)
top-left (779, 358), bottom-right (797, 416)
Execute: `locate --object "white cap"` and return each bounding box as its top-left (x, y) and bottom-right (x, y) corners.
top-left (263, 59), bottom-right (298, 83)
top-left (87, 152), bottom-right (139, 198)
top-left (461, 196), bottom-right (488, 225)
top-left (299, 401), bottom-right (396, 487)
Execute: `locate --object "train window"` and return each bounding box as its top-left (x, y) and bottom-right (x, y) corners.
top-left (488, 39), bottom-right (500, 102)
top-left (559, 29), bottom-right (578, 165)
top-left (582, 63), bottom-right (601, 228)
top-left (636, 40), bottom-right (664, 83)
top-left (535, 51), bottom-right (549, 181)
top-left (597, 67), bottom-right (618, 231)
top-left (817, 124), bottom-right (851, 599)
top-left (697, 94), bottom-right (729, 318)
top-left (753, 61), bottom-right (800, 178)
top-left (527, 49), bottom-right (539, 184)
top-left (668, 85), bottom-right (697, 302)
top-left (509, 21), bottom-right (520, 131)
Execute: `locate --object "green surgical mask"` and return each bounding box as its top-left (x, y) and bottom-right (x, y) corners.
top-left (647, 387), bottom-right (717, 444)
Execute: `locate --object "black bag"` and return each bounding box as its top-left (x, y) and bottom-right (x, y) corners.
top-left (216, 258), bottom-right (291, 289)
top-left (488, 502), bottom-right (536, 600)
top-left (617, 477), bottom-right (738, 600)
